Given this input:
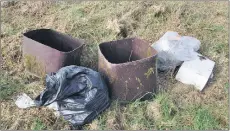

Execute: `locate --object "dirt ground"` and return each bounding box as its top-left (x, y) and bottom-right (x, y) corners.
top-left (0, 1), bottom-right (229, 130)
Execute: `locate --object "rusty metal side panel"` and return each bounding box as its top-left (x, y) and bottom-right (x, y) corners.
top-left (113, 58), bottom-right (157, 101)
top-left (23, 36), bottom-right (64, 76)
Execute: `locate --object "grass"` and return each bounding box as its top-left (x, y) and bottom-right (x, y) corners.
top-left (0, 72), bottom-right (23, 100)
top-left (0, 1), bottom-right (228, 130)
top-left (193, 107), bottom-right (220, 130)
top-left (24, 54), bottom-right (46, 78)
top-left (31, 118), bottom-right (46, 130)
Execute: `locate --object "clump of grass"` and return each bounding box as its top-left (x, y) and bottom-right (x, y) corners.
top-left (156, 93), bottom-right (178, 120)
top-left (193, 107), bottom-right (220, 130)
top-left (0, 73), bottom-right (24, 100)
top-left (176, 105), bottom-right (222, 130)
top-left (151, 93), bottom-right (177, 130)
top-left (24, 55), bottom-right (46, 78)
top-left (31, 118), bottom-right (47, 130)
top-left (123, 100), bottom-right (155, 130)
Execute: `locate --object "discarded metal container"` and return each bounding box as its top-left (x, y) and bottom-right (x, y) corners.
top-left (98, 37), bottom-right (158, 101)
top-left (23, 29), bottom-right (84, 76)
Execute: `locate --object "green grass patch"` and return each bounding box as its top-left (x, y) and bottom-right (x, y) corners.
top-left (124, 100), bottom-right (154, 130)
top-left (214, 43), bottom-right (228, 54)
top-left (155, 93), bottom-right (178, 120)
top-left (31, 118), bottom-right (47, 130)
top-left (207, 25), bottom-right (225, 32)
top-left (225, 82), bottom-right (229, 92)
top-left (0, 73), bottom-right (24, 100)
top-left (177, 105), bottom-right (221, 130)
top-left (193, 107), bottom-right (220, 130)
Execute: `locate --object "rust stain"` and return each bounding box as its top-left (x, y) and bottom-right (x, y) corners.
top-left (136, 77), bottom-right (144, 88)
top-left (144, 67), bottom-right (155, 79)
top-left (147, 47), bottom-right (152, 57)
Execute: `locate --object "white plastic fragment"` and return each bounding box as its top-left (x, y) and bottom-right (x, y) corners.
top-left (15, 93), bottom-right (36, 109)
top-left (175, 53), bottom-right (215, 91)
top-left (47, 102), bottom-right (60, 117)
top-left (152, 31), bottom-right (201, 71)
top-left (47, 102), bottom-right (58, 110)
top-left (15, 93), bottom-right (60, 117)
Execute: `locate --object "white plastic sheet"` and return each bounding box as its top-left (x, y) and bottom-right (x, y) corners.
top-left (15, 93), bottom-right (35, 109)
top-left (152, 31), bottom-right (201, 71)
top-left (175, 53), bottom-right (215, 91)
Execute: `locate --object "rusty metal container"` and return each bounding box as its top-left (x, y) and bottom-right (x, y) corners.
top-left (98, 37), bottom-right (158, 101)
top-left (23, 29), bottom-right (84, 76)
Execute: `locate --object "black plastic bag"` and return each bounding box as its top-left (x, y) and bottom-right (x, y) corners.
top-left (34, 65), bottom-right (110, 128)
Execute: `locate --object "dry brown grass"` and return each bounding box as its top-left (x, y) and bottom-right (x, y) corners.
top-left (146, 101), bottom-right (162, 121)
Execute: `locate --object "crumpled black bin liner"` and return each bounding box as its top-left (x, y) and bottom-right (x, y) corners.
top-left (34, 65), bottom-right (110, 128)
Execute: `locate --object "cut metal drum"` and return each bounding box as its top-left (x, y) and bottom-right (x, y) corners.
top-left (98, 37), bottom-right (158, 101)
top-left (23, 29), bottom-right (84, 76)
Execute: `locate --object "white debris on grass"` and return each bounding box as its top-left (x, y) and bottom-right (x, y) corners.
top-left (15, 93), bottom-right (60, 117)
top-left (175, 53), bottom-right (215, 91)
top-left (152, 31), bottom-right (215, 90)
top-left (15, 93), bottom-right (35, 109)
top-left (152, 31), bottom-right (201, 71)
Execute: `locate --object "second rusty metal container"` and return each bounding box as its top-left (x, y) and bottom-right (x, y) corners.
top-left (98, 37), bottom-right (158, 101)
top-left (23, 29), bottom-right (84, 76)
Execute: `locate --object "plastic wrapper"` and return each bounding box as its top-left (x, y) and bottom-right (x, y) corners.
top-left (152, 31), bottom-right (201, 71)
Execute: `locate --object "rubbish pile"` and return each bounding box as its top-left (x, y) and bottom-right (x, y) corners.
top-left (15, 29), bottom-right (215, 129)
top-left (152, 31), bottom-right (215, 91)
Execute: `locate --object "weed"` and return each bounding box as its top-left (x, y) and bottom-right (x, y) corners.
top-left (31, 118), bottom-right (46, 130)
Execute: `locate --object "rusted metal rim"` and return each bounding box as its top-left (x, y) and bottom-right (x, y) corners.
top-left (23, 29), bottom-right (85, 53)
top-left (99, 37), bottom-right (158, 66)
